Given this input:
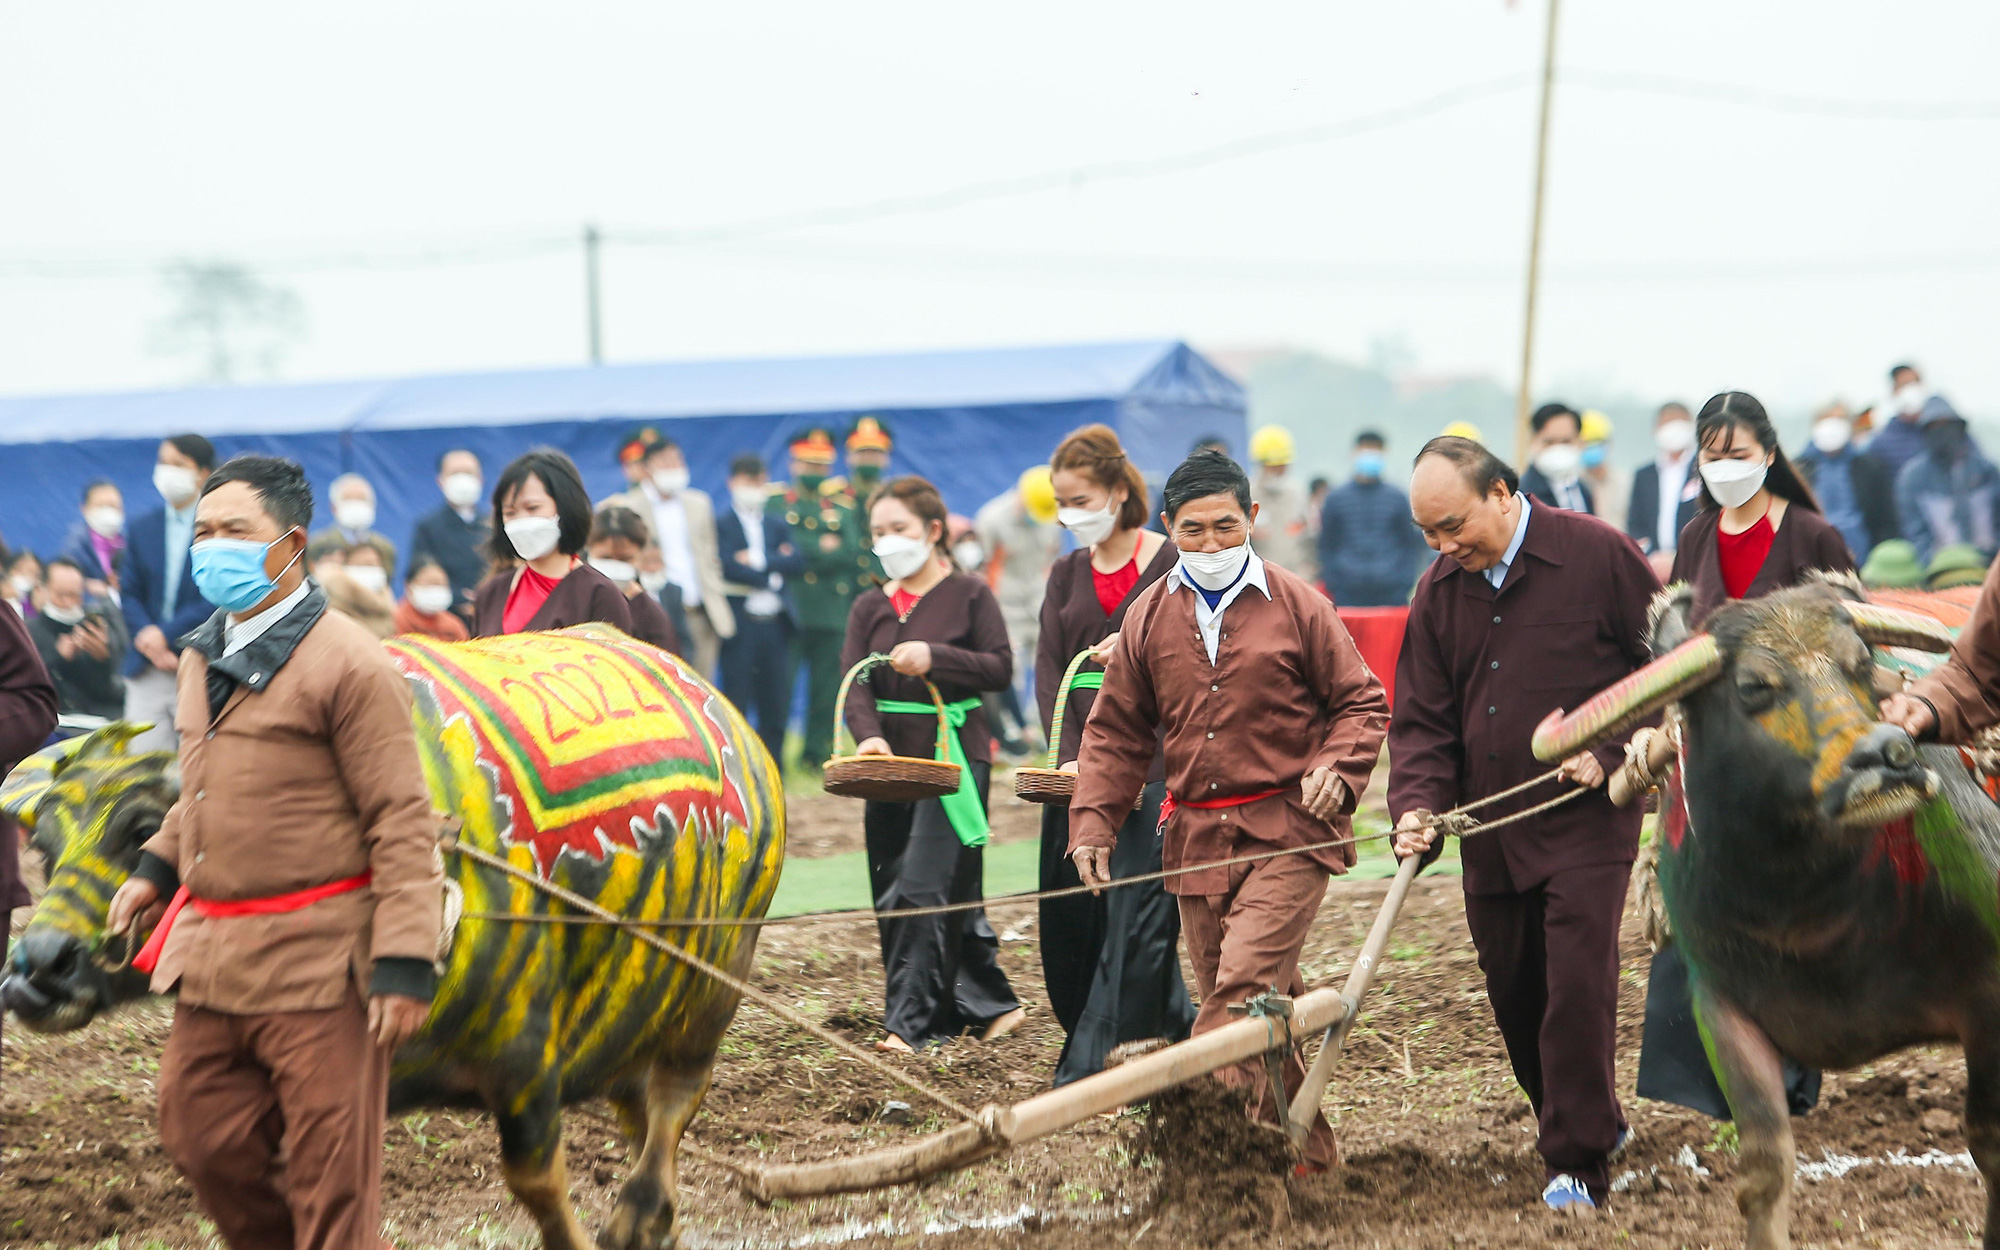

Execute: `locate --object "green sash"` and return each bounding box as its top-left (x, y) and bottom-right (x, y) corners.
top-left (1069, 671), bottom-right (1104, 691)
top-left (873, 696), bottom-right (989, 846)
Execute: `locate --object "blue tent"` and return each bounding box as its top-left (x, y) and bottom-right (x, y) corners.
top-left (0, 341), bottom-right (1244, 577)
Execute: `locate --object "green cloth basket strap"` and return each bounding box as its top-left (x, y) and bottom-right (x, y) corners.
top-left (874, 695), bottom-right (988, 846)
top-left (1044, 649), bottom-right (1105, 769)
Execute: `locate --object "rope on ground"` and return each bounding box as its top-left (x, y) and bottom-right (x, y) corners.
top-left (439, 832), bottom-right (988, 1129)
top-left (454, 764), bottom-right (1586, 932)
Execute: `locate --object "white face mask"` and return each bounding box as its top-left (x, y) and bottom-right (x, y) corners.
top-left (1533, 444), bottom-right (1581, 481)
top-left (1654, 419), bottom-right (1695, 455)
top-left (1896, 382), bottom-right (1927, 415)
top-left (334, 499), bottom-right (376, 532)
top-left (441, 472), bottom-right (483, 509)
top-left (730, 484), bottom-right (767, 514)
top-left (345, 565), bottom-right (388, 593)
top-left (10, 574), bottom-right (37, 597)
top-left (592, 557), bottom-right (637, 584)
top-left (44, 602), bottom-right (86, 626)
top-left (873, 533), bottom-right (932, 582)
top-left (1811, 418), bottom-right (1853, 455)
top-left (1178, 540), bottom-right (1252, 591)
top-left (409, 584), bottom-right (456, 615)
top-left (1057, 502), bottom-right (1118, 548)
top-left (951, 540), bottom-right (985, 571)
top-left (639, 569), bottom-right (670, 595)
top-left (505, 516), bottom-right (564, 562)
top-left (652, 466), bottom-right (690, 496)
top-left (154, 463), bottom-right (198, 506)
top-left (85, 506), bottom-right (125, 538)
top-left (1699, 457), bottom-right (1770, 510)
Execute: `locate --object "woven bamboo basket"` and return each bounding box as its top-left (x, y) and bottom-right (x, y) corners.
top-left (823, 654), bottom-right (963, 802)
top-left (1014, 648), bottom-right (1097, 805)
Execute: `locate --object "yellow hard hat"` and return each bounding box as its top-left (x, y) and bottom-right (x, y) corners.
top-left (1580, 409), bottom-right (1613, 444)
top-left (1018, 465), bottom-right (1058, 524)
top-left (1249, 424), bottom-right (1295, 466)
top-left (1441, 421), bottom-right (1483, 442)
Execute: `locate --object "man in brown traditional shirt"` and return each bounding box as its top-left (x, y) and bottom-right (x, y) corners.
top-left (1885, 552), bottom-right (2000, 741)
top-left (1070, 450), bottom-right (1389, 1169)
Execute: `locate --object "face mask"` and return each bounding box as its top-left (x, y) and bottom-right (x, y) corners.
top-left (8, 575), bottom-right (35, 597)
top-left (951, 540), bottom-right (985, 571)
top-left (1811, 418), bottom-right (1853, 454)
top-left (1057, 502), bottom-right (1117, 548)
top-left (1353, 451), bottom-right (1385, 479)
top-left (1533, 444), bottom-right (1581, 480)
top-left (44, 602), bottom-right (86, 626)
top-left (85, 506), bottom-right (125, 538)
top-left (873, 534), bottom-right (931, 581)
top-left (796, 473), bottom-right (826, 494)
top-left (1896, 383), bottom-right (1926, 416)
top-left (334, 499), bottom-right (376, 532)
top-left (1178, 540), bottom-right (1252, 591)
top-left (651, 466), bottom-right (689, 495)
top-left (345, 565), bottom-right (388, 593)
top-left (592, 557), bottom-right (637, 584)
top-left (1580, 444), bottom-right (1607, 470)
top-left (442, 472), bottom-right (483, 508)
top-left (1655, 420), bottom-right (1695, 455)
top-left (505, 516), bottom-right (563, 562)
top-left (730, 484), bottom-right (767, 514)
top-left (192, 531), bottom-right (303, 614)
top-left (154, 463), bottom-right (198, 506)
top-left (409, 584), bottom-right (455, 615)
top-left (1699, 457), bottom-right (1769, 510)
top-left (639, 569), bottom-right (670, 595)
top-left (851, 463), bottom-right (883, 487)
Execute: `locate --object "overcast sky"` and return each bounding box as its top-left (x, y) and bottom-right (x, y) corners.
top-left (2, 1), bottom-right (1996, 417)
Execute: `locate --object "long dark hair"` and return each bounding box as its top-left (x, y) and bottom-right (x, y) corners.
top-left (1693, 392), bottom-right (1820, 514)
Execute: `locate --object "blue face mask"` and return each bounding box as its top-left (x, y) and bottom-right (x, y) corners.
top-left (1581, 443), bottom-right (1608, 470)
top-left (1354, 451), bottom-right (1385, 479)
top-left (191, 531), bottom-right (303, 614)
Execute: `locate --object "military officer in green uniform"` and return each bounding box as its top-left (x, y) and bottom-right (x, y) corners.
top-left (770, 427), bottom-right (869, 767)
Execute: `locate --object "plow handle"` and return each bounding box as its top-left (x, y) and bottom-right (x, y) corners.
top-left (1285, 853), bottom-right (1422, 1149)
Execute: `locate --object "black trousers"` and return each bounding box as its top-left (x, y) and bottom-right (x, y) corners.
top-left (720, 610), bottom-right (792, 768)
top-left (1461, 861), bottom-right (1631, 1198)
top-left (1038, 781), bottom-right (1195, 1085)
top-left (791, 626), bottom-right (845, 765)
top-left (864, 762), bottom-right (1019, 1047)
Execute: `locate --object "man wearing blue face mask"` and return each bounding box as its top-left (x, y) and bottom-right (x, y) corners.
top-left (1070, 449), bottom-right (1388, 1172)
top-left (106, 454), bottom-right (440, 1249)
top-left (1317, 430), bottom-right (1426, 607)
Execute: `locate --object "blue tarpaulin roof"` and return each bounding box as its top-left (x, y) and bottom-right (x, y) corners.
top-left (0, 341), bottom-right (1245, 578)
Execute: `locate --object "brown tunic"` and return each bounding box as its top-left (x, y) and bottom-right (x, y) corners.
top-left (1034, 538), bottom-right (1178, 778)
top-left (1911, 553), bottom-right (2000, 742)
top-left (1388, 502), bottom-right (1658, 895)
top-left (623, 586), bottom-right (681, 654)
top-left (839, 571), bottom-right (1012, 763)
top-left (1668, 504), bottom-right (1856, 625)
top-left (1069, 558), bottom-right (1388, 894)
top-left (471, 563), bottom-right (635, 638)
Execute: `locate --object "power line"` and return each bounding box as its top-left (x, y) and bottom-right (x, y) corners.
top-left (1562, 68), bottom-right (2000, 120)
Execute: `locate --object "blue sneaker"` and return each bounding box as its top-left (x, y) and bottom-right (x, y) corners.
top-left (1542, 1174), bottom-right (1596, 1211)
top-left (1610, 1127), bottom-right (1632, 1160)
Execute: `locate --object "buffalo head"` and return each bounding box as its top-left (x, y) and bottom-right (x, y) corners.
top-left (1533, 579), bottom-right (1953, 831)
top-left (0, 725), bottom-right (177, 1032)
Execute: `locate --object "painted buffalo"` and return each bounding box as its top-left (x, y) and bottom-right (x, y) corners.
top-left (1534, 579), bottom-right (1995, 1250)
top-left (0, 626), bottom-right (785, 1249)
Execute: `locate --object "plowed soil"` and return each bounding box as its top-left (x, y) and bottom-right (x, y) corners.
top-left (3, 783), bottom-right (1986, 1249)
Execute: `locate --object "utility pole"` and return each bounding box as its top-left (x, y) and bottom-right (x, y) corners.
top-left (583, 223), bottom-right (603, 366)
top-left (1513, 0), bottom-right (1560, 464)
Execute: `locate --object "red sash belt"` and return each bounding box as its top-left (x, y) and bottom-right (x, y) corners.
top-left (1157, 786), bottom-right (1287, 833)
top-left (131, 871), bottom-right (373, 975)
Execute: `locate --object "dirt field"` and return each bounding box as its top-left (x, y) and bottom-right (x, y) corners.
top-left (2, 782), bottom-right (1987, 1249)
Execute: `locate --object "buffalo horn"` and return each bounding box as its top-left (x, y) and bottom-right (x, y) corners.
top-left (1842, 601), bottom-right (1955, 653)
top-left (1532, 634), bottom-right (1723, 762)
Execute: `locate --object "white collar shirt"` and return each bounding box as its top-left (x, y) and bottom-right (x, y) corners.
top-left (732, 503), bottom-right (786, 618)
top-left (1485, 496), bottom-right (1533, 590)
top-left (1655, 452), bottom-right (1692, 553)
top-left (223, 579), bottom-right (312, 657)
top-left (643, 483), bottom-right (701, 608)
top-left (1165, 545), bottom-right (1272, 664)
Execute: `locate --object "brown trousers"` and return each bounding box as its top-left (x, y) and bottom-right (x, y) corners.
top-left (1461, 861), bottom-right (1630, 1197)
top-left (158, 985), bottom-right (390, 1250)
top-left (1178, 850), bottom-right (1335, 1168)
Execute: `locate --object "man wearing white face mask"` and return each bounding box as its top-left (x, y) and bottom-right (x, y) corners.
top-left (60, 479), bottom-right (127, 600)
top-left (1625, 402), bottom-right (1703, 582)
top-left (1069, 450), bottom-right (1388, 1169)
top-left (716, 453), bottom-right (804, 767)
top-left (1518, 403), bottom-right (1595, 516)
top-left (308, 474), bottom-right (398, 575)
top-left (609, 433), bottom-right (734, 677)
top-left (122, 434), bottom-right (219, 753)
top-left (407, 448), bottom-right (490, 625)
top-left (1865, 362), bottom-right (1934, 482)
top-left (1793, 401), bottom-right (1897, 563)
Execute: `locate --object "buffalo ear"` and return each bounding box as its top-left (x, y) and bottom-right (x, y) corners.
top-left (1802, 569), bottom-right (1867, 603)
top-left (1647, 582), bottom-right (1697, 658)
